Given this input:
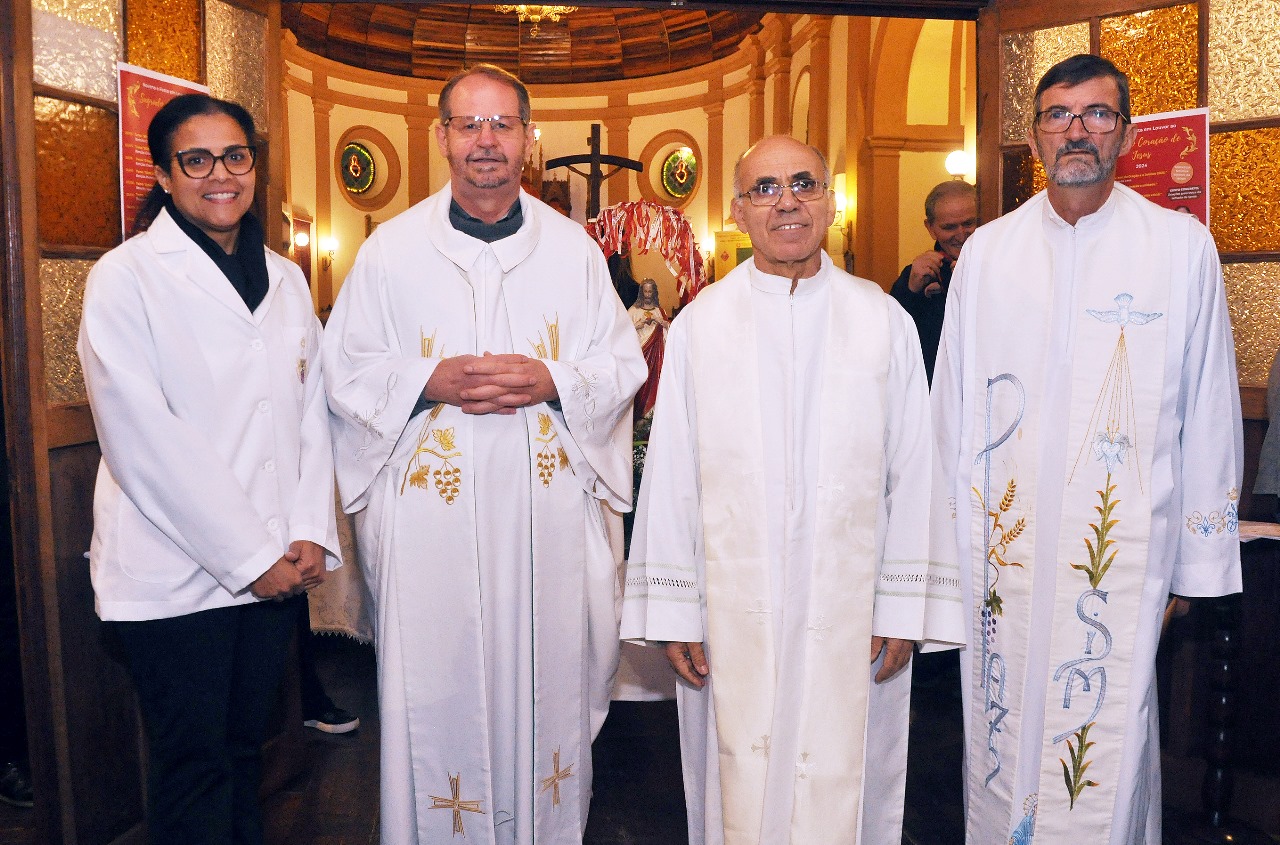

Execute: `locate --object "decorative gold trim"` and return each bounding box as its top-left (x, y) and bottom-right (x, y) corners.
top-left (402, 404), bottom-right (463, 502)
top-left (539, 748), bottom-right (575, 807)
top-left (429, 772), bottom-right (484, 835)
top-left (529, 315), bottom-right (560, 361)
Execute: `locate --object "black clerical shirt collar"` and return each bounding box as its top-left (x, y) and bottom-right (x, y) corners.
top-left (448, 197), bottom-right (523, 243)
top-left (165, 196), bottom-right (269, 312)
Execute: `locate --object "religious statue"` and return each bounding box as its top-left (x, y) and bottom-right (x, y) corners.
top-left (628, 278), bottom-right (669, 422)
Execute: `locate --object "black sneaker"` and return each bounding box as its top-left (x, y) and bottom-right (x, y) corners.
top-left (0, 762), bottom-right (32, 808)
top-left (303, 706), bottom-right (360, 734)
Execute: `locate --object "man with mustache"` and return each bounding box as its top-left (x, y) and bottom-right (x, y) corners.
top-left (324, 64), bottom-right (645, 844)
top-left (623, 135), bottom-right (964, 844)
top-left (932, 54), bottom-right (1241, 844)
top-left (889, 179), bottom-right (977, 384)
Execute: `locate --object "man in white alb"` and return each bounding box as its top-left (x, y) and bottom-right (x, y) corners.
top-left (621, 135), bottom-right (964, 845)
top-left (323, 64), bottom-right (646, 845)
top-left (932, 54), bottom-right (1242, 844)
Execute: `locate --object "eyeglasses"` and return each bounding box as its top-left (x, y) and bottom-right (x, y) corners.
top-left (172, 145), bottom-right (257, 178)
top-left (1034, 107), bottom-right (1129, 134)
top-left (737, 178), bottom-right (829, 207)
top-left (442, 115), bottom-right (528, 137)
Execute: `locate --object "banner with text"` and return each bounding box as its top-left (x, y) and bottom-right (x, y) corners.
top-left (1116, 107), bottom-right (1209, 227)
top-left (117, 63), bottom-right (207, 237)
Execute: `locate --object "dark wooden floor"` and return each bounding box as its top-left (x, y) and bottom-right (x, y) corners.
top-left (4, 637), bottom-right (1273, 844)
top-left (257, 637), bottom-right (969, 845)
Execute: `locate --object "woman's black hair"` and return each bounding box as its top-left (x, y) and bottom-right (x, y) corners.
top-left (131, 93), bottom-right (257, 235)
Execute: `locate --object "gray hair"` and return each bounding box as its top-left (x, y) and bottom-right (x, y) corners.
top-left (924, 180), bottom-right (977, 223)
top-left (439, 63), bottom-right (531, 123)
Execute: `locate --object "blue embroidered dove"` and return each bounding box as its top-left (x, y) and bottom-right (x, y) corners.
top-left (1086, 293), bottom-right (1162, 327)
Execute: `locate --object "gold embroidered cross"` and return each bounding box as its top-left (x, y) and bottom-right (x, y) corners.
top-left (539, 748), bottom-right (575, 807)
top-left (751, 735), bottom-right (771, 757)
top-left (429, 772), bottom-right (484, 835)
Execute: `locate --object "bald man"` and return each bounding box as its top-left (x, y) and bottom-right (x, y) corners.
top-left (622, 136), bottom-right (963, 845)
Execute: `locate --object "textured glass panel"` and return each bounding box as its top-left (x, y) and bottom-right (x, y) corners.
top-left (1209, 0), bottom-right (1280, 122)
top-left (205, 0), bottom-right (267, 130)
top-left (35, 97), bottom-right (121, 249)
top-left (41, 258), bottom-right (93, 404)
top-left (1210, 127), bottom-right (1280, 253)
top-left (33, 0), bottom-right (118, 32)
top-left (126, 0), bottom-right (201, 83)
top-left (1099, 4), bottom-right (1198, 117)
top-left (1001, 24), bottom-right (1090, 144)
top-left (1224, 262), bottom-right (1280, 388)
top-left (32, 7), bottom-right (121, 102)
top-left (1001, 147), bottom-right (1047, 214)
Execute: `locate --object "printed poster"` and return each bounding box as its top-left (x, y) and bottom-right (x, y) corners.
top-left (117, 62), bottom-right (207, 237)
top-left (1115, 107), bottom-right (1209, 227)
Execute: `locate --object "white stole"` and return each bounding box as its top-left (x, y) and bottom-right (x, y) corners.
top-left (689, 262), bottom-right (888, 843)
top-left (961, 189), bottom-right (1170, 842)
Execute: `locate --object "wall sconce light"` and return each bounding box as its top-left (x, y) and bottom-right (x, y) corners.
top-left (945, 150), bottom-right (974, 181)
top-left (320, 237), bottom-right (338, 270)
top-left (293, 231), bottom-right (310, 250)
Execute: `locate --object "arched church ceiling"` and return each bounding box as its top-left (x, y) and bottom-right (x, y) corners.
top-left (281, 1), bottom-right (986, 84)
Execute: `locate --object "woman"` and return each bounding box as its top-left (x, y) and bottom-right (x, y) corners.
top-left (77, 94), bottom-right (339, 844)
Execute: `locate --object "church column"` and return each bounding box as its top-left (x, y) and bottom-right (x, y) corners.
top-left (747, 35), bottom-right (766, 145)
top-left (863, 136), bottom-right (905, 289)
top-left (311, 79), bottom-right (334, 310)
top-left (604, 95), bottom-right (631, 207)
top-left (768, 18), bottom-right (793, 136)
top-left (406, 88), bottom-right (432, 205)
top-left (704, 94), bottom-right (725, 231)
top-left (809, 18), bottom-right (832, 156)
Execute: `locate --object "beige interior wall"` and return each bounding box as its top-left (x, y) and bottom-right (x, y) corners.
top-left (898, 150), bottom-right (952, 269)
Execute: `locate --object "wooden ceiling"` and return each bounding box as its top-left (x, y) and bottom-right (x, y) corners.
top-left (281, 5), bottom-right (765, 83)
top-left (282, 1), bottom-right (988, 84)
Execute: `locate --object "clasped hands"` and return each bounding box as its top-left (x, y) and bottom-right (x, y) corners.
top-left (663, 635), bottom-right (915, 688)
top-left (250, 539), bottom-right (326, 601)
top-left (424, 352), bottom-right (558, 416)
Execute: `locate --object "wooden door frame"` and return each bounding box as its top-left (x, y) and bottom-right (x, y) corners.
top-left (0, 0), bottom-right (71, 840)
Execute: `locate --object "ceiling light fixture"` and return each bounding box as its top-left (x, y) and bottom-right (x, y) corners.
top-left (495, 5), bottom-right (577, 37)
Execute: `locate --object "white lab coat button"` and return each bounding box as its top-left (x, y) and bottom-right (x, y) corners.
top-left (267, 518), bottom-right (280, 532)
top-left (251, 339), bottom-right (265, 351)
top-left (258, 400), bottom-right (270, 413)
top-left (263, 460), bottom-right (276, 473)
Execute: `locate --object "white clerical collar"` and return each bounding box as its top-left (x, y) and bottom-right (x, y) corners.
top-left (1042, 184), bottom-right (1120, 231)
top-left (747, 256), bottom-right (828, 297)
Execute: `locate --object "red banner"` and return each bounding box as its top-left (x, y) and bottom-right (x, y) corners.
top-left (117, 63), bottom-right (207, 237)
top-left (1115, 107), bottom-right (1209, 227)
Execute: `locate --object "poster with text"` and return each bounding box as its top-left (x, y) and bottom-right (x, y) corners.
top-left (118, 63), bottom-right (207, 237)
top-left (1115, 107), bottom-right (1209, 227)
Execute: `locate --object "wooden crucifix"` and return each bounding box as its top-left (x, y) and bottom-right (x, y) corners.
top-left (545, 124), bottom-right (643, 220)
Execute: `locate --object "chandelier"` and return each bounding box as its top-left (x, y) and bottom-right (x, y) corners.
top-left (494, 5), bottom-right (578, 36)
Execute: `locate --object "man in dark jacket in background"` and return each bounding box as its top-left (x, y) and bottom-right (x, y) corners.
top-left (889, 180), bottom-right (977, 383)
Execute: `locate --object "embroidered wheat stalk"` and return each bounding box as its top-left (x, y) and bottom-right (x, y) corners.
top-left (1060, 721), bottom-right (1099, 809)
top-left (1070, 474), bottom-right (1119, 589)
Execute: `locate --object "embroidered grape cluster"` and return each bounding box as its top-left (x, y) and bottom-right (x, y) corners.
top-left (434, 464), bottom-right (461, 503)
top-left (981, 605), bottom-right (998, 642)
top-left (537, 448), bottom-right (556, 487)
